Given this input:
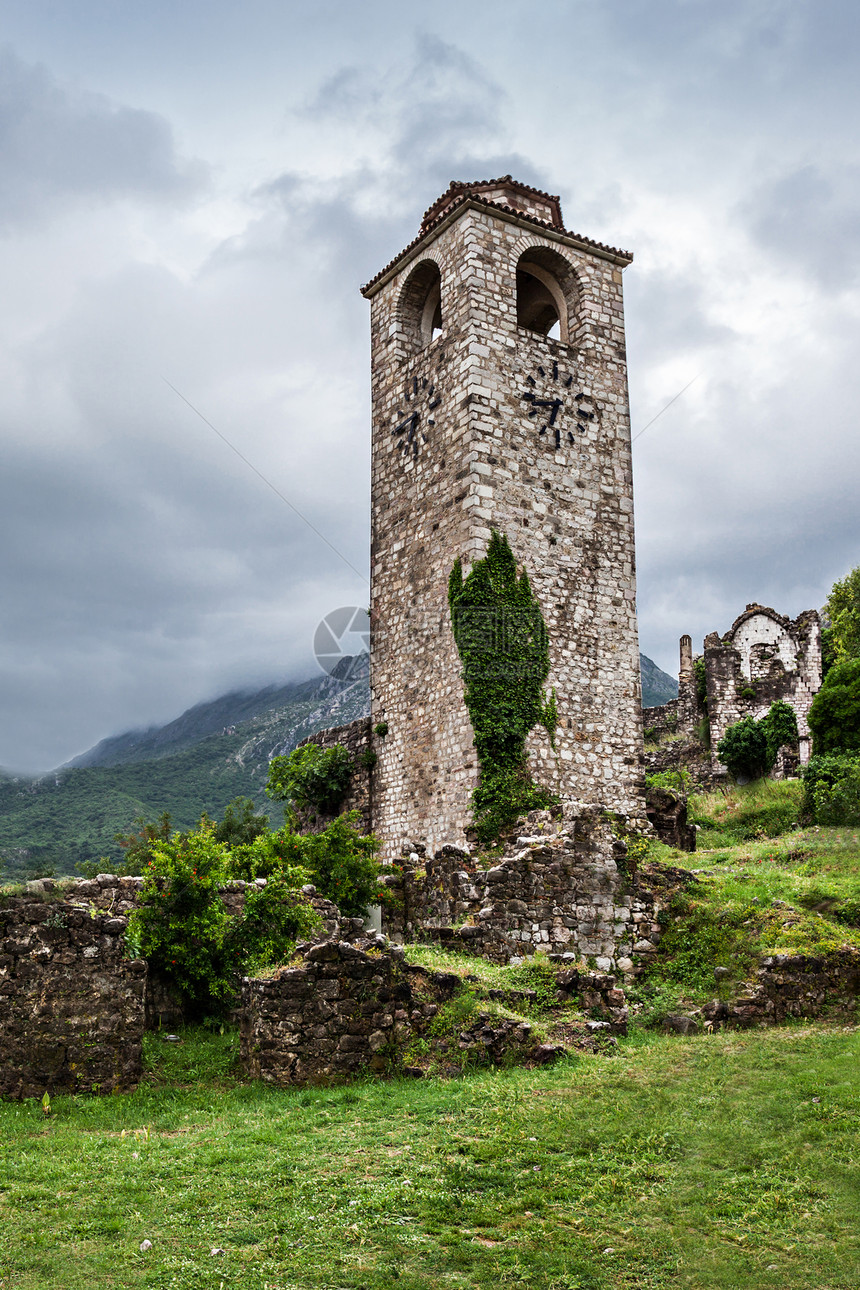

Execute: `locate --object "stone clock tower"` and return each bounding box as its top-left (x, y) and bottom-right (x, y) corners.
top-left (361, 178), bottom-right (645, 860)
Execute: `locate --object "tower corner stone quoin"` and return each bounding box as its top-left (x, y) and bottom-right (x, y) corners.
top-left (362, 177), bottom-right (646, 860)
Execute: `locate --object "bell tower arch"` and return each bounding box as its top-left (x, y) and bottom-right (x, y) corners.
top-left (362, 177), bottom-right (645, 859)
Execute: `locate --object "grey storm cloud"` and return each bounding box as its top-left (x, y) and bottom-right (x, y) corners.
top-left (0, 3), bottom-right (858, 770)
top-left (0, 46), bottom-right (207, 225)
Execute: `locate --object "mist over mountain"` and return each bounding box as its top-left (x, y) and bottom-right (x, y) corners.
top-left (0, 652), bottom-right (674, 880)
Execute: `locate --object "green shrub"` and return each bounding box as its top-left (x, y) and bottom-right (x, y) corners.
top-left (763, 699), bottom-right (799, 768)
top-left (126, 824), bottom-right (233, 1016)
top-left (296, 813), bottom-right (382, 917)
top-left (227, 872), bottom-right (320, 973)
top-left (266, 743), bottom-right (354, 815)
top-left (716, 701), bottom-right (799, 781)
top-left (808, 658), bottom-right (860, 755)
top-left (126, 822), bottom-right (323, 1016)
top-left (227, 813), bottom-right (381, 919)
top-left (802, 754), bottom-right (860, 826)
top-left (717, 715), bottom-right (768, 780)
top-left (645, 768), bottom-right (691, 793)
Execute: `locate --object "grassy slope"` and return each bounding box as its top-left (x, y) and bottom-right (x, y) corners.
top-left (0, 1024), bottom-right (857, 1290)
top-left (1, 779), bottom-right (859, 1288)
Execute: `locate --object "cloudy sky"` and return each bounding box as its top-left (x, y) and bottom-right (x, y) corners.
top-left (0, 0), bottom-right (858, 771)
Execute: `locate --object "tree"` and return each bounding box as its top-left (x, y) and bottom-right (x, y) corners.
top-left (822, 564), bottom-right (860, 674)
top-left (808, 658), bottom-right (860, 755)
top-left (716, 715), bottom-right (769, 781)
top-left (716, 701), bottom-right (799, 781)
top-left (213, 797), bottom-right (269, 846)
top-left (266, 743), bottom-right (354, 815)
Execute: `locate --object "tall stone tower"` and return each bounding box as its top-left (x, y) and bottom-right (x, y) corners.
top-left (361, 178), bottom-right (644, 860)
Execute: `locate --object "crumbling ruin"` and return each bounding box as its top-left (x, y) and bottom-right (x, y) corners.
top-left (644, 604), bottom-right (822, 781)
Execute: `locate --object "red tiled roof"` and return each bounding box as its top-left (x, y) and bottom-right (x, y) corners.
top-left (361, 181), bottom-right (632, 297)
top-left (419, 176), bottom-right (564, 231)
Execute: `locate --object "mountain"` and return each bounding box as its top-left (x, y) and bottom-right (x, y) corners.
top-left (640, 653), bottom-right (678, 707)
top-left (0, 652), bottom-right (674, 881)
top-left (0, 658), bottom-right (370, 881)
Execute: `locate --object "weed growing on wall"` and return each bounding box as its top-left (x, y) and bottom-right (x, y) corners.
top-left (449, 530), bottom-right (558, 844)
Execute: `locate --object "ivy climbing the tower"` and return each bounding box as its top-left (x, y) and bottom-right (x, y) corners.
top-left (448, 530), bottom-right (558, 844)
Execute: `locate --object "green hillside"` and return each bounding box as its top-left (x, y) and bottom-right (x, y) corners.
top-left (0, 652), bottom-right (673, 880)
top-left (0, 660), bottom-right (370, 880)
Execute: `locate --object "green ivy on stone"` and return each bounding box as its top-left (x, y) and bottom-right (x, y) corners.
top-left (448, 530), bottom-right (558, 844)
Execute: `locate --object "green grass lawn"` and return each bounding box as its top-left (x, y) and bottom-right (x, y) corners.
top-left (1, 1022), bottom-right (859, 1290)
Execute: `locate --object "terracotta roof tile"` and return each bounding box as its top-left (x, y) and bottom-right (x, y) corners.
top-left (360, 185), bottom-right (633, 297)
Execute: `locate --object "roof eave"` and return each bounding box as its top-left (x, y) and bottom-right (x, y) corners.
top-left (360, 196), bottom-right (633, 299)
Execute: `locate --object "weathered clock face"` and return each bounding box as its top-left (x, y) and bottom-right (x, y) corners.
top-left (520, 360), bottom-right (598, 450)
top-left (392, 372), bottom-right (442, 461)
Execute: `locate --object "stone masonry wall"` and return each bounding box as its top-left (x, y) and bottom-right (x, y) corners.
top-left (703, 950), bottom-right (860, 1029)
top-left (380, 805), bottom-right (658, 970)
top-left (8, 875), bottom-right (359, 1035)
top-left (239, 934), bottom-right (628, 1087)
top-left (294, 717), bottom-right (374, 833)
top-left (705, 605), bottom-right (821, 774)
top-left (0, 893), bottom-right (146, 1098)
top-left (365, 181), bottom-right (645, 862)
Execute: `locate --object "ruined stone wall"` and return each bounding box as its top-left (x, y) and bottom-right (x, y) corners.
top-left (705, 606), bottom-right (821, 773)
top-left (294, 717), bottom-right (374, 833)
top-left (9, 876), bottom-right (357, 1033)
top-left (380, 806), bottom-right (658, 971)
top-left (239, 935), bottom-right (628, 1087)
top-left (703, 950), bottom-right (860, 1029)
top-left (241, 939), bottom-right (413, 1085)
top-left (0, 894), bottom-right (146, 1098)
top-left (366, 187), bottom-right (645, 862)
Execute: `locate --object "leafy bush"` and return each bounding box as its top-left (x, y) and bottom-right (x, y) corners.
top-left (808, 658), bottom-right (860, 755)
top-left (645, 768), bottom-right (691, 793)
top-left (294, 813), bottom-right (382, 917)
top-left (126, 822), bottom-right (323, 1016)
top-left (266, 743), bottom-right (354, 815)
top-left (126, 824), bottom-right (234, 1016)
top-left (716, 715), bottom-right (768, 780)
top-left (227, 812), bottom-right (381, 919)
top-left (763, 699), bottom-right (800, 767)
top-left (227, 873), bottom-right (320, 973)
top-left (802, 754), bottom-right (860, 826)
top-left (716, 701), bottom-right (799, 781)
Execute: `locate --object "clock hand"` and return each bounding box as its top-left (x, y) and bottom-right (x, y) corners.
top-left (532, 398), bottom-right (563, 426)
top-left (392, 411), bottom-right (420, 437)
